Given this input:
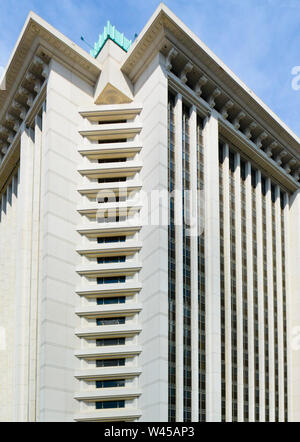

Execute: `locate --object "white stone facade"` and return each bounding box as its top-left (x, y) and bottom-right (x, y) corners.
top-left (0, 4), bottom-right (299, 422)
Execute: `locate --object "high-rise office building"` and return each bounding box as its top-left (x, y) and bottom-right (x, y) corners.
top-left (0, 3), bottom-right (299, 422)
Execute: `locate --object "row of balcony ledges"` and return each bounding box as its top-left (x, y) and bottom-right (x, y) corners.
top-left (74, 334), bottom-right (142, 419)
top-left (77, 107), bottom-right (143, 229)
top-left (74, 382), bottom-right (141, 421)
top-left (75, 102), bottom-right (143, 421)
top-left (78, 103), bottom-right (142, 142)
top-left (74, 283), bottom-right (142, 417)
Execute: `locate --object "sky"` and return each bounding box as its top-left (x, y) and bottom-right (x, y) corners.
top-left (0, 0), bottom-right (300, 135)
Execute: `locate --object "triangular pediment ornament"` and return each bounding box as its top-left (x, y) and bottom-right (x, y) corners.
top-left (94, 82), bottom-right (132, 105)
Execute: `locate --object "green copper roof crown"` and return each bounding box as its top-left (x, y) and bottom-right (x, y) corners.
top-left (91, 21), bottom-right (132, 58)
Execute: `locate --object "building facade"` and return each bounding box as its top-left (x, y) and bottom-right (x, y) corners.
top-left (0, 3), bottom-right (300, 422)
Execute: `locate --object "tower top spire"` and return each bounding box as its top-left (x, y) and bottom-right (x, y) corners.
top-left (90, 20), bottom-right (132, 58)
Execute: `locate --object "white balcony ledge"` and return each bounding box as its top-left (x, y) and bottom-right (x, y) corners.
top-left (78, 161), bottom-right (142, 179)
top-left (77, 181), bottom-right (142, 198)
top-left (76, 241), bottom-right (142, 257)
top-left (77, 201), bottom-right (142, 219)
top-left (74, 408), bottom-right (141, 422)
top-left (77, 221), bottom-right (142, 238)
top-left (76, 282), bottom-right (142, 297)
top-left (75, 324), bottom-right (142, 339)
top-left (75, 303), bottom-right (142, 318)
top-left (76, 261), bottom-right (141, 277)
top-left (74, 388), bottom-right (141, 402)
top-left (75, 345), bottom-right (142, 359)
top-left (79, 122), bottom-right (142, 141)
top-left (78, 141), bottom-right (142, 160)
top-left (74, 366), bottom-right (142, 380)
top-left (79, 103), bottom-right (142, 122)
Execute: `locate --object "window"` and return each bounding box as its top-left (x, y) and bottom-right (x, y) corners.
top-left (98, 195), bottom-right (126, 203)
top-left (96, 338), bottom-right (125, 346)
top-left (271, 183), bottom-right (276, 203)
top-left (98, 138), bottom-right (127, 144)
top-left (98, 122), bottom-right (127, 126)
top-left (98, 158), bottom-right (126, 163)
top-left (229, 150), bottom-right (235, 173)
top-left (97, 215), bottom-right (126, 224)
top-left (97, 236), bottom-right (126, 244)
top-left (96, 379), bottom-right (125, 388)
top-left (261, 176), bottom-right (267, 196)
top-left (96, 400), bottom-right (125, 409)
top-left (97, 317), bottom-right (125, 326)
top-left (241, 160), bottom-right (247, 181)
top-left (98, 177), bottom-right (126, 183)
top-left (97, 276), bottom-right (126, 284)
top-left (97, 256), bottom-right (126, 264)
top-left (251, 168), bottom-right (257, 188)
top-left (96, 359), bottom-right (125, 367)
top-left (97, 297), bottom-right (126, 305)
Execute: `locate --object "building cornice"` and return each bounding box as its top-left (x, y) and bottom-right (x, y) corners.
top-left (122, 4), bottom-right (300, 187)
top-left (0, 11), bottom-right (101, 114)
top-left (0, 80), bottom-right (47, 193)
top-left (168, 73), bottom-right (299, 193)
top-left (0, 12), bottom-right (103, 175)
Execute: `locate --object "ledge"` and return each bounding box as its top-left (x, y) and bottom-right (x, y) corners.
top-left (74, 366), bottom-right (142, 380)
top-left (75, 345), bottom-right (142, 359)
top-left (74, 408), bottom-right (141, 422)
top-left (75, 303), bottom-right (142, 317)
top-left (77, 161), bottom-right (143, 179)
top-left (75, 324), bottom-right (142, 339)
top-left (78, 142), bottom-right (142, 159)
top-left (76, 241), bottom-right (142, 257)
top-left (76, 261), bottom-right (142, 277)
top-left (76, 282), bottom-right (142, 297)
top-left (74, 388), bottom-right (142, 401)
top-left (79, 122), bottom-right (142, 141)
top-left (77, 222), bottom-right (142, 238)
top-left (79, 103), bottom-right (142, 122)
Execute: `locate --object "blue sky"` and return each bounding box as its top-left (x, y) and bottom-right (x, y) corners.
top-left (0, 0), bottom-right (300, 135)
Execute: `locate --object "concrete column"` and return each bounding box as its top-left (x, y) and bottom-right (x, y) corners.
top-left (234, 153), bottom-right (244, 421)
top-left (283, 193), bottom-right (292, 422)
top-left (266, 178), bottom-right (275, 421)
top-left (14, 125), bottom-right (35, 421)
top-left (203, 110), bottom-right (221, 422)
top-left (222, 144), bottom-right (232, 422)
top-left (135, 52), bottom-right (169, 422)
top-left (245, 161), bottom-right (255, 421)
top-left (27, 114), bottom-right (43, 421)
top-left (35, 102), bottom-right (47, 422)
top-left (189, 106), bottom-right (199, 421)
top-left (256, 171), bottom-right (265, 421)
top-left (289, 190), bottom-right (300, 421)
top-left (174, 93), bottom-right (184, 422)
top-left (274, 186), bottom-right (284, 421)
